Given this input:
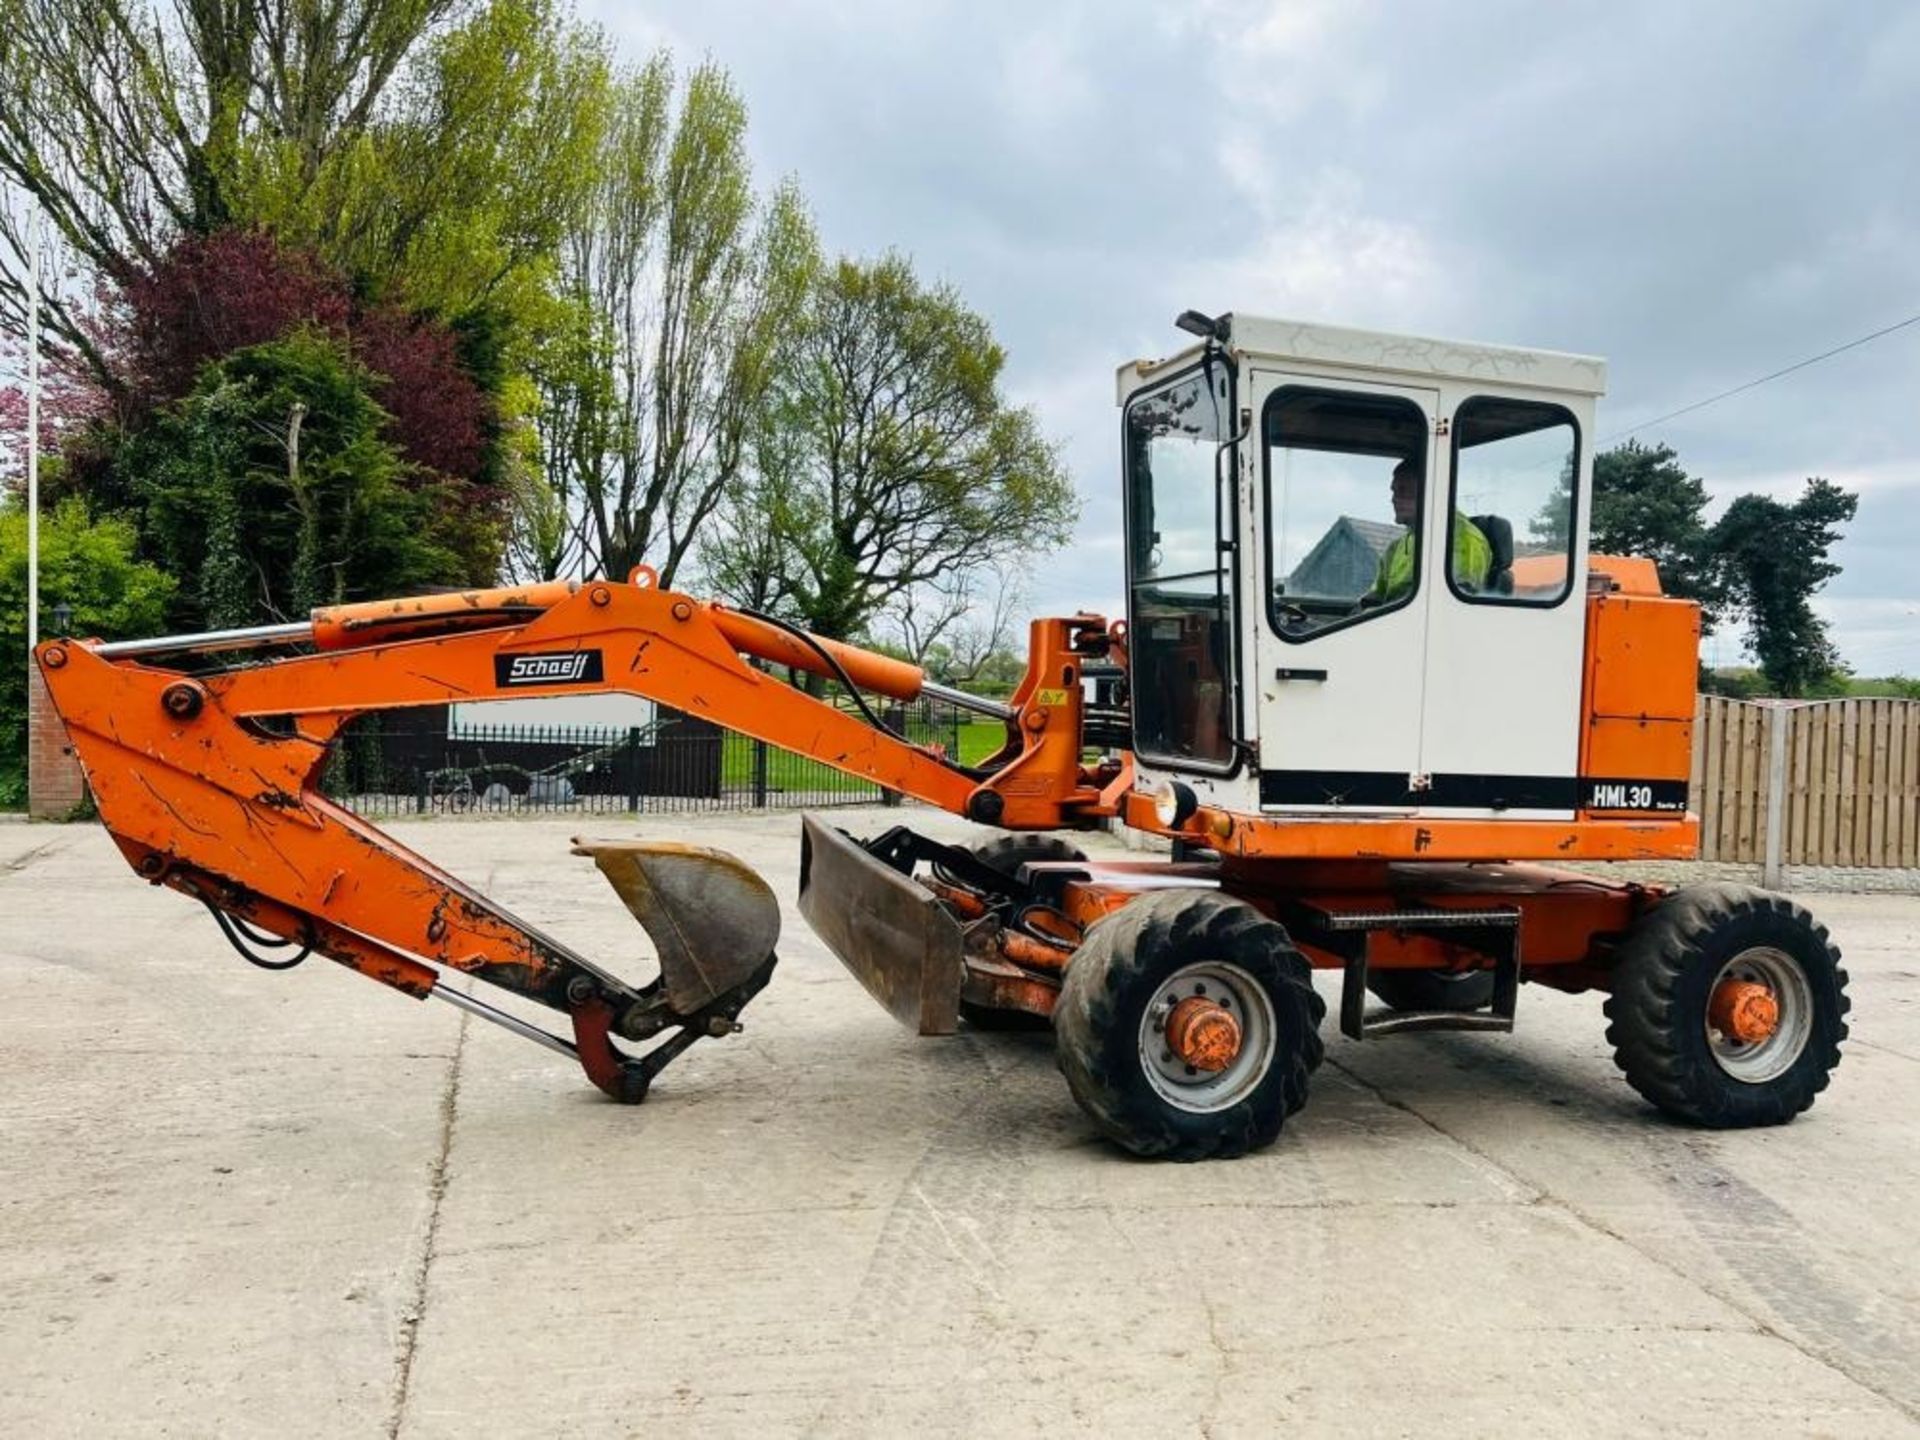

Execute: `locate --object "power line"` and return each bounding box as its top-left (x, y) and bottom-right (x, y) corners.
top-left (1602, 307), bottom-right (1920, 444)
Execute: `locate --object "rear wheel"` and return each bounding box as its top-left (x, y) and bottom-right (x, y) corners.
top-left (955, 834), bottom-right (1087, 1032)
top-left (1366, 968), bottom-right (1495, 1013)
top-left (1604, 884), bottom-right (1848, 1127)
top-left (1054, 890), bottom-right (1324, 1160)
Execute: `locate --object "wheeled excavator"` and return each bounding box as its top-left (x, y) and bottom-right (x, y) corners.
top-left (33, 313), bottom-right (1848, 1159)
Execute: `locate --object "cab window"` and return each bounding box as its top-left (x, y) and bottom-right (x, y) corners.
top-left (1265, 388), bottom-right (1429, 641)
top-left (1125, 367), bottom-right (1236, 767)
top-left (1448, 398), bottom-right (1579, 605)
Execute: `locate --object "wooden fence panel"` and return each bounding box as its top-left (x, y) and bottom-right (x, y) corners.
top-left (1696, 695), bottom-right (1718, 856)
top-left (1720, 701), bottom-right (1746, 860)
top-left (1824, 704), bottom-right (1844, 864)
top-left (1871, 700), bottom-right (1891, 865)
top-left (1696, 698), bottom-right (1920, 868)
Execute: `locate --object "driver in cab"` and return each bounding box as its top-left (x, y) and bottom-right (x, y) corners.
top-left (1369, 457), bottom-right (1491, 603)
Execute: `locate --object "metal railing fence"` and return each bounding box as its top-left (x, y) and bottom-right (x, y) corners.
top-left (322, 701), bottom-right (976, 819)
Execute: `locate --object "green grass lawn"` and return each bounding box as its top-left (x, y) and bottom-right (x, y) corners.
top-left (715, 716), bottom-right (1008, 793)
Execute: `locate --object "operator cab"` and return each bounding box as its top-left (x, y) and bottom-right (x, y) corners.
top-left (1118, 314), bottom-right (1694, 833)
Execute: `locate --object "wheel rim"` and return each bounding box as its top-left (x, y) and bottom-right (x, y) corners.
top-left (1705, 946), bottom-right (1813, 1083)
top-left (1139, 961), bottom-right (1277, 1113)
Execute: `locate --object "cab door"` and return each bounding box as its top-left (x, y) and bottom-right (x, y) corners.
top-left (1415, 389), bottom-right (1589, 817)
top-left (1252, 373), bottom-right (1440, 812)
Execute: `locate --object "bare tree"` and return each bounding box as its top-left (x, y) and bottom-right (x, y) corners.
top-left (885, 561), bottom-right (1027, 685)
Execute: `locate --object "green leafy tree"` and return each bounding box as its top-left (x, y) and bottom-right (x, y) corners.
top-left (708, 253), bottom-right (1077, 643)
top-left (232, 0), bottom-right (611, 317)
top-left (1584, 441), bottom-right (1725, 627)
top-left (1711, 477), bottom-right (1858, 696)
top-left (128, 330), bottom-right (463, 627)
top-left (0, 0), bottom-right (461, 372)
top-left (0, 0), bottom-right (604, 389)
top-left (0, 499), bottom-right (174, 805)
top-left (525, 55), bottom-right (817, 585)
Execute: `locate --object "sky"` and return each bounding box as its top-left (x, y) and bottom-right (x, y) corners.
top-left (589, 0), bottom-right (1920, 675)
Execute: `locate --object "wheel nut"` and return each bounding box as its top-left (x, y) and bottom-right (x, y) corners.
top-left (1165, 996), bottom-right (1242, 1073)
top-left (1710, 979), bottom-right (1780, 1045)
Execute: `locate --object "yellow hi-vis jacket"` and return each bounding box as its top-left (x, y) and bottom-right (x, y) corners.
top-left (1368, 515), bottom-right (1492, 603)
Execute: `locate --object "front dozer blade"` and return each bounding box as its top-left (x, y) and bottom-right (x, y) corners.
top-left (798, 814), bottom-right (962, 1035)
top-left (571, 839), bottom-right (780, 1012)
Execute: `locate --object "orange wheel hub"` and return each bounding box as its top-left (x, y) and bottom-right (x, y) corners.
top-left (1709, 978), bottom-right (1780, 1045)
top-left (1165, 996), bottom-right (1243, 1072)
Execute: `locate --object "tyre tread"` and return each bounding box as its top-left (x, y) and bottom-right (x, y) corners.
top-left (1602, 884), bottom-right (1847, 1127)
top-left (1055, 890), bottom-right (1326, 1160)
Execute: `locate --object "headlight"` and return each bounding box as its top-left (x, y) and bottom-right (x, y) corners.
top-left (1151, 779), bottom-right (1199, 828)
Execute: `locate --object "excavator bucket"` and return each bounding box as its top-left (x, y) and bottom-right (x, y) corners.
top-left (798, 815), bottom-right (963, 1035)
top-left (571, 839), bottom-right (781, 1012)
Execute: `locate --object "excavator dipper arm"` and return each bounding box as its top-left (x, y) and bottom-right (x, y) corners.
top-left (33, 570), bottom-right (1118, 1100)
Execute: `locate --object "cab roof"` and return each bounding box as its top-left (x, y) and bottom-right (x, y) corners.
top-left (1118, 314), bottom-right (1608, 404)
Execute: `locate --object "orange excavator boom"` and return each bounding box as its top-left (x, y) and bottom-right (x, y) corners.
top-left (34, 568), bottom-right (1121, 1100)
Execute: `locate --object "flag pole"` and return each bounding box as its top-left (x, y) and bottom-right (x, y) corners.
top-left (25, 198), bottom-right (40, 653)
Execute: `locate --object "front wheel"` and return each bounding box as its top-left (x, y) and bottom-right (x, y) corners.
top-left (1054, 891), bottom-right (1324, 1160)
top-left (1604, 884), bottom-right (1848, 1127)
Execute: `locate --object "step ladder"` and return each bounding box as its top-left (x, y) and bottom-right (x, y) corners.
top-left (1285, 903), bottom-right (1523, 1041)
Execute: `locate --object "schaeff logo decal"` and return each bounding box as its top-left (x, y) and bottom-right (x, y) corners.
top-left (494, 650), bottom-right (606, 687)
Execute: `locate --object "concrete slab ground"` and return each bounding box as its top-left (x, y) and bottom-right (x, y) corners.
top-left (1, 808), bottom-right (1916, 1438)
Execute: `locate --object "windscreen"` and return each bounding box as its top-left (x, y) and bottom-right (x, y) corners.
top-left (1124, 367), bottom-right (1235, 767)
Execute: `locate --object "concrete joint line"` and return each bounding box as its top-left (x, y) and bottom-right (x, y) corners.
top-left (386, 1001), bottom-right (470, 1439)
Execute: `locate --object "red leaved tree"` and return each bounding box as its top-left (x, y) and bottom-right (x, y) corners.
top-left (352, 307), bottom-right (487, 481)
top-left (114, 227), bottom-right (490, 488)
top-left (122, 229), bottom-right (352, 408)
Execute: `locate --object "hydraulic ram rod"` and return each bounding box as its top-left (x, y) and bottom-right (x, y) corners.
top-left (921, 679), bottom-right (1016, 722)
top-left (92, 621), bottom-right (316, 658)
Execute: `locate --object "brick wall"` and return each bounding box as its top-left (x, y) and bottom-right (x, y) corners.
top-left (26, 665), bottom-right (86, 818)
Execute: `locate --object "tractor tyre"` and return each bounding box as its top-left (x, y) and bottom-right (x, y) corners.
top-left (1603, 884), bottom-right (1848, 1127)
top-left (957, 834), bottom-right (1088, 1033)
top-left (1054, 890), bottom-right (1325, 1160)
top-left (1366, 968), bottom-right (1496, 1013)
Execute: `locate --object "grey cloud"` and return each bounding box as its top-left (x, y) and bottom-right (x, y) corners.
top-left (588, 0), bottom-right (1920, 672)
